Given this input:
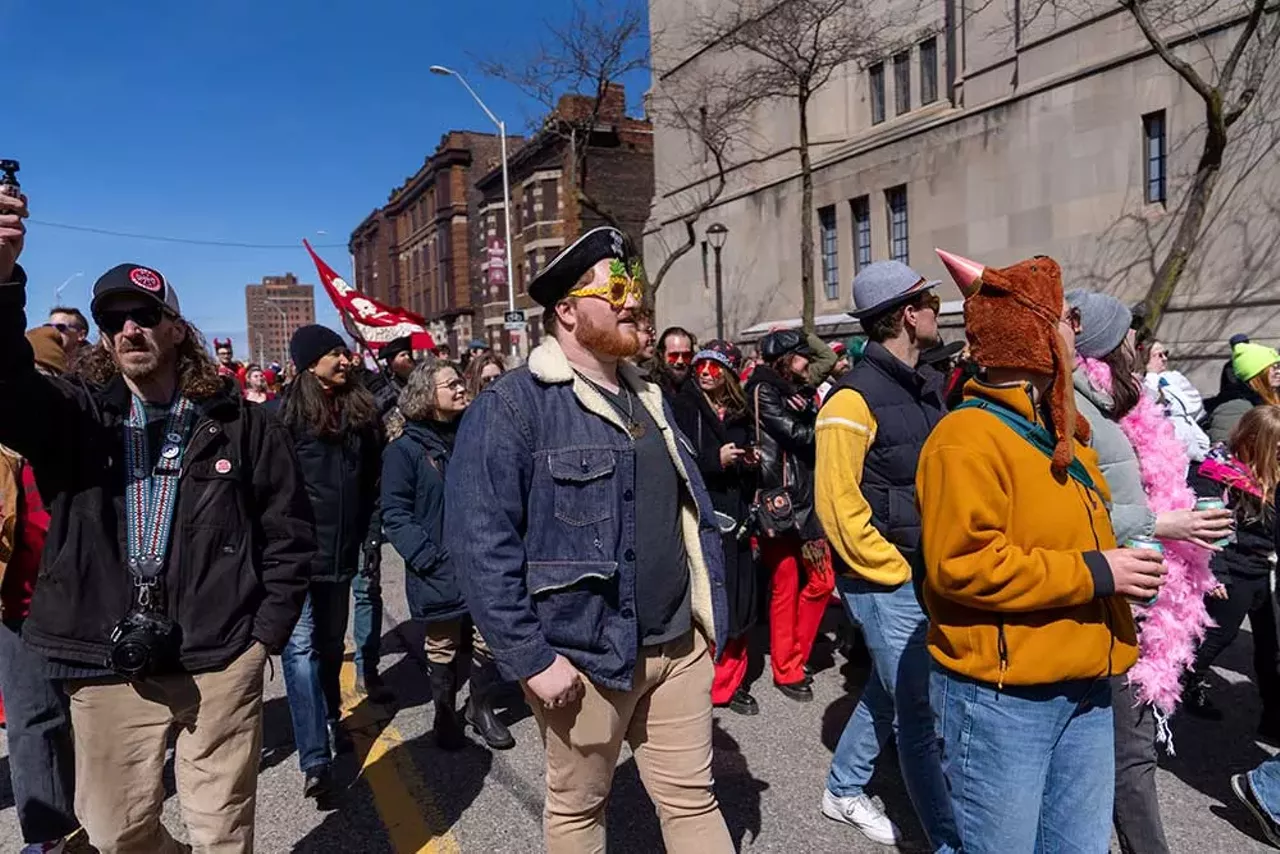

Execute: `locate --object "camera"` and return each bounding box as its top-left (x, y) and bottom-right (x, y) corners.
top-left (109, 609), bottom-right (179, 679)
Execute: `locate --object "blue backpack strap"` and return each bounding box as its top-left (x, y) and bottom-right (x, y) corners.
top-left (953, 399), bottom-right (1099, 494)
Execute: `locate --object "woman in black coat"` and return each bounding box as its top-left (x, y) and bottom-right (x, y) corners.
top-left (673, 343), bottom-right (761, 715)
top-left (381, 358), bottom-right (514, 752)
top-left (743, 329), bottom-right (834, 703)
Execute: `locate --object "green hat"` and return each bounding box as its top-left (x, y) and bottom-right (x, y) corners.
top-left (845, 336), bottom-right (869, 360)
top-left (1233, 342), bottom-right (1280, 382)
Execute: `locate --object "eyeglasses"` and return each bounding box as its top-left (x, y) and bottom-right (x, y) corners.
top-left (436, 378), bottom-right (466, 392)
top-left (665, 351), bottom-right (693, 367)
top-left (567, 258), bottom-right (646, 308)
top-left (695, 361), bottom-right (724, 379)
top-left (95, 305), bottom-right (167, 335)
top-left (45, 322), bottom-right (83, 335)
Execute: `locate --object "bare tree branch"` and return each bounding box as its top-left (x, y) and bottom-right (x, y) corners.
top-left (1125, 0), bottom-right (1216, 102)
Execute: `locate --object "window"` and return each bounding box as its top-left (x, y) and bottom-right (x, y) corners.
top-left (920, 38), bottom-right (938, 105)
top-left (850, 196), bottom-right (871, 273)
top-left (886, 186), bottom-right (909, 263)
top-left (819, 206), bottom-right (839, 301)
top-left (1143, 110), bottom-right (1167, 204)
top-left (894, 51), bottom-right (911, 116)
top-left (869, 63), bottom-right (885, 125)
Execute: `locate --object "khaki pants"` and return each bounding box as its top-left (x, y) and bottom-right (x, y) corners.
top-left (65, 642), bottom-right (268, 854)
top-left (424, 617), bottom-right (491, 665)
top-left (527, 630), bottom-right (733, 854)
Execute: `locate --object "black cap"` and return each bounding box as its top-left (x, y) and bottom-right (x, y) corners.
top-left (529, 226), bottom-right (638, 308)
top-left (760, 329), bottom-right (813, 362)
top-left (290, 324), bottom-right (346, 371)
top-left (90, 264), bottom-right (182, 318)
top-left (381, 336), bottom-right (413, 363)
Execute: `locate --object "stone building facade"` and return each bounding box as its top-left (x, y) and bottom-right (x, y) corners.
top-left (645, 0), bottom-right (1280, 389)
top-left (244, 273), bottom-right (315, 367)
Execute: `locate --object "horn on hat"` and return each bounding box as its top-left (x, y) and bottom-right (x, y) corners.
top-left (935, 249), bottom-right (985, 297)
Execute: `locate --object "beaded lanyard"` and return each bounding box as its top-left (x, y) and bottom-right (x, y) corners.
top-left (123, 394), bottom-right (196, 602)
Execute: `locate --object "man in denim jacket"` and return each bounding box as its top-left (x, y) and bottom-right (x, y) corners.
top-left (445, 227), bottom-right (732, 853)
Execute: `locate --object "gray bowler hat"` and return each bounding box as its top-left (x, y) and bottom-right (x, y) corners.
top-left (849, 260), bottom-right (939, 319)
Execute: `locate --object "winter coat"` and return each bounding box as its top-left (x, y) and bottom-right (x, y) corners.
top-left (744, 365), bottom-right (821, 541)
top-left (1207, 385), bottom-right (1263, 445)
top-left (918, 379), bottom-right (1137, 686)
top-left (671, 383), bottom-right (759, 638)
top-left (0, 268), bottom-right (315, 670)
top-left (381, 419), bottom-right (468, 624)
top-left (271, 391), bottom-right (383, 584)
top-left (444, 337), bottom-right (728, 691)
top-left (1145, 371), bottom-right (1211, 462)
top-left (1192, 454), bottom-right (1277, 582)
top-left (1073, 367), bottom-right (1157, 544)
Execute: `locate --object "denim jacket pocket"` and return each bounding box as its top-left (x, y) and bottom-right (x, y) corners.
top-left (528, 561), bottom-right (620, 653)
top-left (548, 448), bottom-right (617, 526)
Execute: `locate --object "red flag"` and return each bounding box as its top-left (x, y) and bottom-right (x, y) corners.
top-left (303, 240), bottom-right (435, 350)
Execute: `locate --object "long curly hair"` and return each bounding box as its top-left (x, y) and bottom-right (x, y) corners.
top-left (398, 357), bottom-right (459, 423)
top-left (74, 322), bottom-right (225, 400)
top-left (463, 353), bottom-right (505, 400)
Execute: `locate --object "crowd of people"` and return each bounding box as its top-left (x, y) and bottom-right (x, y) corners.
top-left (1, 183), bottom-right (1279, 854)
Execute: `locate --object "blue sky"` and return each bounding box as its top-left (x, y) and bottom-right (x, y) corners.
top-left (9, 0), bottom-right (647, 357)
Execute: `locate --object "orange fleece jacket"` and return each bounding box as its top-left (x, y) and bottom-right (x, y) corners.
top-left (916, 380), bottom-right (1138, 687)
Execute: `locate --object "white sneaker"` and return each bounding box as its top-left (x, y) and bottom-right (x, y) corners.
top-left (821, 788), bottom-right (902, 845)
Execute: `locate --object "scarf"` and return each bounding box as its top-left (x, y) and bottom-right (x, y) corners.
top-left (1080, 357), bottom-right (1217, 749)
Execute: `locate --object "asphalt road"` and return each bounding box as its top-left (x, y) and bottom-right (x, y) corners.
top-left (1, 547), bottom-right (1277, 853)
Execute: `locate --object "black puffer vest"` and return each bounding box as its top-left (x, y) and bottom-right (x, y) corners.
top-left (827, 342), bottom-right (945, 571)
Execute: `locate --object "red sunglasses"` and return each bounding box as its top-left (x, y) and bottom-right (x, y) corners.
top-left (695, 361), bottom-right (724, 379)
top-left (665, 351), bottom-right (693, 366)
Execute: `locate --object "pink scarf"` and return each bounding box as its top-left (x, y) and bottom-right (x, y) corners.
top-left (1080, 358), bottom-right (1217, 739)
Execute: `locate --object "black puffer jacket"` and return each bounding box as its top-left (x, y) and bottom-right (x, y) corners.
top-left (744, 364), bottom-right (821, 540)
top-left (0, 267), bottom-right (316, 671)
top-left (272, 388), bottom-right (383, 584)
top-left (1192, 461), bottom-right (1277, 582)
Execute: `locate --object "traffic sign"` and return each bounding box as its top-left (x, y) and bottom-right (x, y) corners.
top-left (503, 310), bottom-right (526, 324)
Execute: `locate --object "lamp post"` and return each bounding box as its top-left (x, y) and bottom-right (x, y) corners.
top-left (707, 222), bottom-right (729, 340)
top-left (430, 64), bottom-right (517, 358)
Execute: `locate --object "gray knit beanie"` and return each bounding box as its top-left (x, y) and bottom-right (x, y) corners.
top-left (1066, 290), bottom-right (1132, 359)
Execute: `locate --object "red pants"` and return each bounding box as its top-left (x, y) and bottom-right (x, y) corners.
top-left (763, 537), bottom-right (835, 685)
top-left (711, 635), bottom-right (750, 705)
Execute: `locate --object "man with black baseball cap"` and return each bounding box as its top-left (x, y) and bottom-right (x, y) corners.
top-left (0, 195), bottom-right (314, 854)
top-left (815, 259), bottom-right (957, 849)
top-left (446, 226), bottom-right (732, 853)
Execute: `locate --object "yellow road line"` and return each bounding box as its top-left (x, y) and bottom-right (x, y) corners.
top-left (340, 658), bottom-right (461, 854)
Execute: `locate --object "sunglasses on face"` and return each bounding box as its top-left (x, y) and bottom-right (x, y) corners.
top-left (666, 351), bottom-right (693, 366)
top-left (1062, 306), bottom-right (1083, 332)
top-left (567, 259), bottom-right (646, 309)
top-left (95, 305), bottom-right (167, 335)
top-left (436, 378), bottom-right (466, 392)
top-left (695, 361), bottom-right (724, 379)
top-left (912, 291), bottom-right (942, 314)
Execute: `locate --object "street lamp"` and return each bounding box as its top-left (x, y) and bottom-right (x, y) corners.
top-left (430, 64), bottom-right (518, 358)
top-left (707, 222), bottom-right (729, 340)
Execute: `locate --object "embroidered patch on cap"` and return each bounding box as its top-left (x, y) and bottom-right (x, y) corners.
top-left (214, 459), bottom-right (232, 474)
top-left (130, 267), bottom-right (163, 292)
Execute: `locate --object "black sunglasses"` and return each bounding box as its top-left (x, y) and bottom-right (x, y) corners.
top-left (95, 305), bottom-right (167, 335)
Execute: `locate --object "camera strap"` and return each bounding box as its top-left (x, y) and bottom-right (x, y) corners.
top-left (123, 394), bottom-right (197, 603)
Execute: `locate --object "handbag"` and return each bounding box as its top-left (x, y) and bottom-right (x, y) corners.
top-left (751, 385), bottom-right (798, 538)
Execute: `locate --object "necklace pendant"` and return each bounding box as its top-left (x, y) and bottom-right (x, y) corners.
top-left (629, 422), bottom-right (646, 440)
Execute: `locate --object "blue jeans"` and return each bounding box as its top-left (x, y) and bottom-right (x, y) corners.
top-left (827, 576), bottom-right (958, 852)
top-left (931, 665), bottom-right (1115, 853)
top-left (1248, 755), bottom-right (1280, 821)
top-left (282, 581), bottom-right (351, 773)
top-left (0, 620), bottom-right (78, 843)
top-left (352, 570), bottom-right (382, 674)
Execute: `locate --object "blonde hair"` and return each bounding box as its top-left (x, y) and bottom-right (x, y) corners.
top-left (1231, 405), bottom-right (1280, 515)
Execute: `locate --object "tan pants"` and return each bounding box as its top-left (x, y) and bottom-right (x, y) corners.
top-left (65, 642), bottom-right (268, 854)
top-left (527, 630), bottom-right (733, 854)
top-left (424, 617), bottom-right (491, 665)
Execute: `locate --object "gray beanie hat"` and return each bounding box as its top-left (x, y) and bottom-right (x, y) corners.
top-left (1066, 289), bottom-right (1132, 359)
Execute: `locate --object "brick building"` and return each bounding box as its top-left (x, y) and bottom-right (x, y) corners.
top-left (349, 131), bottom-right (509, 352)
top-left (473, 83), bottom-right (654, 355)
top-left (244, 273), bottom-right (315, 367)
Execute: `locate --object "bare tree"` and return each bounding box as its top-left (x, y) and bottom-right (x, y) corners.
top-left (476, 0), bottom-right (649, 249)
top-left (690, 0), bottom-right (898, 333)
top-left (1021, 0), bottom-right (1280, 331)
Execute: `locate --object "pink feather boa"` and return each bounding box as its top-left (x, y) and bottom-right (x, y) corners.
top-left (1080, 357), bottom-right (1217, 722)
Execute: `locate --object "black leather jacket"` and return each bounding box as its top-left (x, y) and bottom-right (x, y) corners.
top-left (745, 365), bottom-right (821, 540)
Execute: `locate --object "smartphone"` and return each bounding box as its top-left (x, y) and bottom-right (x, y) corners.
top-left (0, 159), bottom-right (19, 198)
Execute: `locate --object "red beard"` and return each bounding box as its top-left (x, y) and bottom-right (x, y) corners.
top-left (575, 312), bottom-right (640, 359)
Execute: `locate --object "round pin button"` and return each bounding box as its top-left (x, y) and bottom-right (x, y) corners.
top-left (166, 432), bottom-right (183, 444)
top-left (161, 444), bottom-right (180, 460)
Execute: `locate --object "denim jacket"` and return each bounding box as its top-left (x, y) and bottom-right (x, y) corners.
top-left (444, 337), bottom-right (728, 690)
